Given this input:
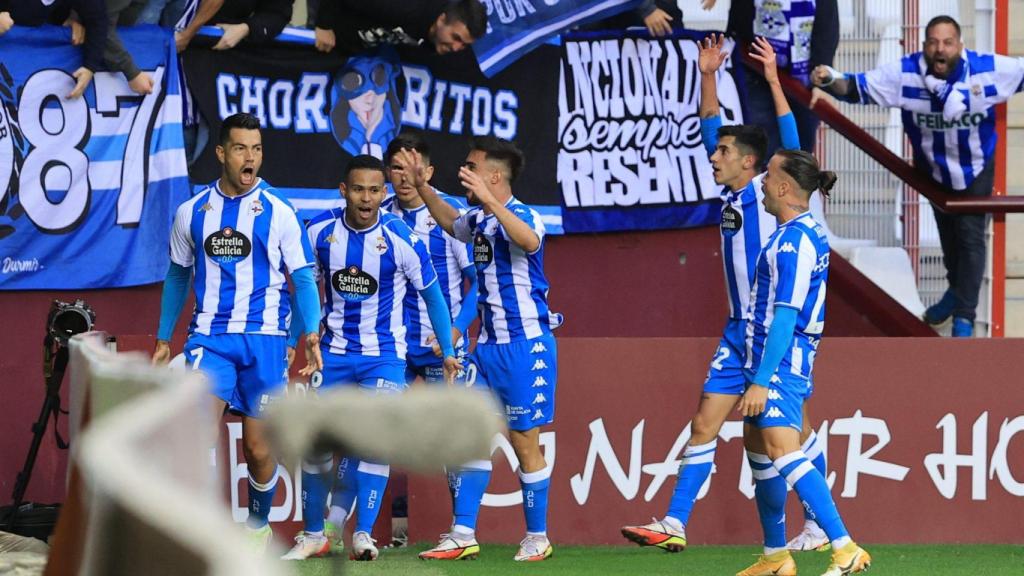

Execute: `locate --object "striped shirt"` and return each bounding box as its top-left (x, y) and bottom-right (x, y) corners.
top-left (721, 173), bottom-right (777, 319)
top-left (452, 197), bottom-right (552, 345)
top-left (307, 209), bottom-right (437, 358)
top-left (745, 212), bottom-right (830, 381)
top-left (385, 192), bottom-right (473, 351)
top-left (169, 178), bottom-right (314, 336)
top-left (851, 50), bottom-right (1024, 190)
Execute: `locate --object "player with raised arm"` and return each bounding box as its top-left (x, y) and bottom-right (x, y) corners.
top-left (621, 35), bottom-right (830, 554)
top-left (152, 112), bottom-right (323, 553)
top-left (736, 149), bottom-right (870, 576)
top-left (401, 137), bottom-right (559, 562)
top-left (383, 133), bottom-right (479, 385)
top-left (280, 154), bottom-right (461, 562)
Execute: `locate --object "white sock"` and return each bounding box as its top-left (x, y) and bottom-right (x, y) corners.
top-left (451, 525), bottom-right (475, 539)
top-left (327, 505), bottom-right (348, 526)
top-left (764, 546), bottom-right (787, 556)
top-left (832, 535), bottom-right (852, 549)
top-left (526, 530), bottom-right (547, 539)
top-left (661, 516), bottom-right (684, 531)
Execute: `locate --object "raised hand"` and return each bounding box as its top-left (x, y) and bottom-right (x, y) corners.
top-left (698, 33), bottom-right (728, 75)
top-left (750, 36), bottom-right (779, 84)
top-left (393, 148), bottom-right (429, 190)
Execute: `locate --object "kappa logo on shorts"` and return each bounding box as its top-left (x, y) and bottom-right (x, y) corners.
top-left (532, 376), bottom-right (547, 387)
top-left (530, 342), bottom-right (548, 354)
top-left (766, 407), bottom-right (784, 418)
top-left (767, 388), bottom-right (782, 400)
top-left (532, 409), bottom-right (545, 420)
top-left (533, 393), bottom-right (547, 404)
top-left (531, 359), bottom-right (548, 371)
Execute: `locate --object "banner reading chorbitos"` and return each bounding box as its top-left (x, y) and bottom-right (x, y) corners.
top-left (0, 26), bottom-right (189, 289)
top-left (558, 30), bottom-right (743, 234)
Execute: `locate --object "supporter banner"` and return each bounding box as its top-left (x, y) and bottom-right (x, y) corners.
top-left (409, 338), bottom-right (1024, 545)
top-left (473, 0), bottom-right (642, 77)
top-left (185, 35), bottom-right (565, 231)
top-left (0, 26), bottom-right (190, 289)
top-left (558, 30), bottom-right (743, 233)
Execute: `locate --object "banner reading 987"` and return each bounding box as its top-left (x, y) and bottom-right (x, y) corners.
top-left (0, 26), bottom-right (189, 289)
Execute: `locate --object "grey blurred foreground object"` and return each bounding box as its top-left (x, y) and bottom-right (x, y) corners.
top-left (267, 387), bottom-right (505, 472)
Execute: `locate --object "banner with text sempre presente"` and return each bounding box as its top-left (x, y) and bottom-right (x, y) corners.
top-left (0, 26), bottom-right (190, 289)
top-left (558, 30), bottom-right (743, 234)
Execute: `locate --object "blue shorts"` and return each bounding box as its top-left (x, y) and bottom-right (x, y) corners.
top-left (742, 372), bottom-right (810, 431)
top-left (465, 333), bottom-right (556, 431)
top-left (184, 333), bottom-right (288, 418)
top-left (703, 319), bottom-right (748, 396)
top-left (315, 349), bottom-right (406, 394)
top-left (405, 344), bottom-right (468, 385)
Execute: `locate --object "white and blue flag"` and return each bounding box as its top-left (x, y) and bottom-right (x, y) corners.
top-left (0, 26), bottom-right (190, 289)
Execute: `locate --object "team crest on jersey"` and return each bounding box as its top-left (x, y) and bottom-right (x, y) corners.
top-left (473, 233), bottom-right (493, 264)
top-left (721, 205), bottom-right (742, 236)
top-left (971, 84), bottom-right (982, 96)
top-left (204, 227), bottom-right (252, 264)
top-left (374, 236), bottom-right (388, 255)
top-left (332, 265), bottom-right (379, 302)
top-left (249, 199), bottom-right (264, 216)
top-left (425, 215), bottom-right (437, 228)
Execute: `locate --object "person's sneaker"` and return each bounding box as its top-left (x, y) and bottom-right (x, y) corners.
top-left (952, 317), bottom-right (974, 337)
top-left (513, 534), bottom-right (553, 562)
top-left (821, 542), bottom-right (871, 576)
top-left (418, 533), bottom-right (480, 560)
top-left (924, 290), bottom-right (956, 325)
top-left (243, 524), bottom-right (273, 555)
top-left (621, 518), bottom-right (687, 552)
top-left (787, 522), bottom-right (831, 552)
top-left (280, 532), bottom-right (330, 560)
top-left (736, 549), bottom-right (798, 576)
top-left (350, 531), bottom-right (378, 561)
top-left (324, 521), bottom-right (344, 555)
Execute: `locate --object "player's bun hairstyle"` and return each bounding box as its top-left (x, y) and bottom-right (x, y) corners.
top-left (925, 15), bottom-right (961, 39)
top-left (775, 149), bottom-right (837, 199)
top-left (219, 112), bottom-right (261, 146)
top-left (470, 135), bottom-right (525, 183)
top-left (445, 0), bottom-right (488, 41)
top-left (344, 154), bottom-right (387, 182)
top-left (385, 132), bottom-right (431, 163)
top-left (718, 124), bottom-right (768, 170)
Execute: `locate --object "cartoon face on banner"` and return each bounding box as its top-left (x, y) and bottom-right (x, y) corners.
top-left (330, 48), bottom-right (402, 159)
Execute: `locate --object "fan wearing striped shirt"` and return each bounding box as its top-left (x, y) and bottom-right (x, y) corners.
top-left (812, 14), bottom-right (1024, 337)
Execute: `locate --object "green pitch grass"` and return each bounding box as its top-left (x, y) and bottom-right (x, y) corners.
top-left (291, 543), bottom-right (1023, 575)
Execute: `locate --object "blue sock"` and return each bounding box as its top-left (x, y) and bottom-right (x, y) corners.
top-left (519, 467), bottom-right (551, 535)
top-left (801, 432), bottom-right (828, 524)
top-left (354, 460), bottom-right (390, 534)
top-left (301, 454), bottom-right (333, 533)
top-left (449, 459), bottom-right (492, 534)
top-left (246, 468), bottom-right (278, 529)
top-left (328, 456), bottom-right (358, 525)
top-left (748, 451), bottom-right (787, 550)
top-left (666, 439), bottom-right (717, 526)
top-left (773, 451), bottom-right (848, 542)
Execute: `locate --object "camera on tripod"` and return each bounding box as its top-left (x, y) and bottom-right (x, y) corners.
top-left (46, 299), bottom-right (96, 346)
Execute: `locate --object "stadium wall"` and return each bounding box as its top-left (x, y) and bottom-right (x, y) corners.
top-left (0, 227), bottom-right (922, 509)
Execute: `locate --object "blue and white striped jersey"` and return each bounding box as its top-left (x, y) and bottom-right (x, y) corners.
top-left (452, 197), bottom-right (552, 345)
top-left (851, 50), bottom-right (1024, 190)
top-left (721, 173), bottom-right (778, 319)
top-left (745, 212), bottom-right (830, 381)
top-left (307, 209), bottom-right (438, 358)
top-left (385, 192), bottom-right (473, 351)
top-left (169, 178), bottom-right (315, 336)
